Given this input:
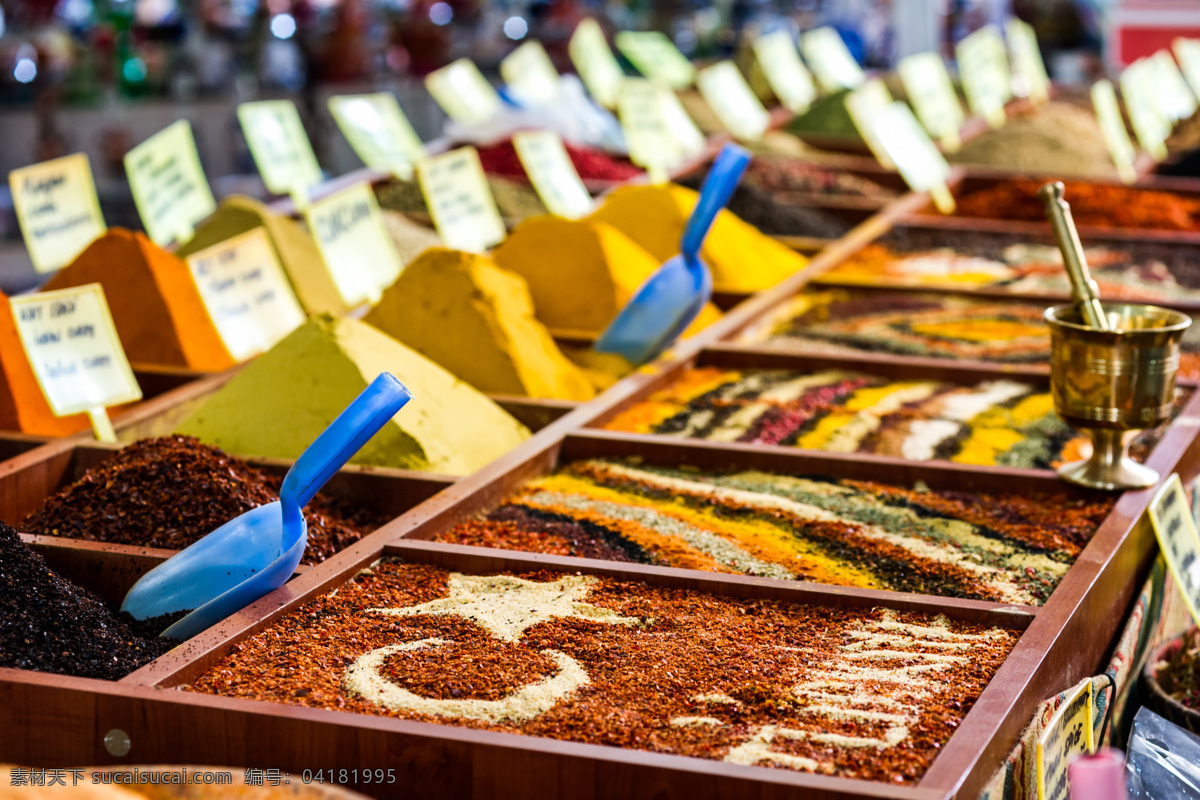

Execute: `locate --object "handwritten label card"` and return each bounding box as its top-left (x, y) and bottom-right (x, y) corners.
top-left (1035, 680), bottom-right (1095, 800)
top-left (328, 93), bottom-right (426, 180)
top-left (1150, 49), bottom-right (1198, 123)
top-left (513, 131), bottom-right (593, 220)
top-left (845, 78), bottom-right (897, 169)
top-left (237, 100), bottom-right (323, 207)
top-left (501, 40), bottom-right (561, 105)
top-left (615, 31), bottom-right (696, 89)
top-left (1006, 18), bottom-right (1050, 104)
top-left (1174, 38), bottom-right (1200, 102)
top-left (184, 228), bottom-right (305, 362)
top-left (1150, 474), bottom-right (1200, 628)
top-left (304, 182), bottom-right (403, 307)
top-left (658, 87), bottom-right (707, 159)
top-left (752, 31), bottom-right (816, 114)
top-left (1121, 59), bottom-right (1170, 161)
top-left (697, 60), bottom-right (771, 141)
top-left (124, 120), bottom-right (215, 247)
top-left (10, 283), bottom-right (141, 441)
top-left (1091, 80), bottom-right (1138, 185)
top-left (868, 102), bottom-right (955, 214)
top-left (9, 153), bottom-right (106, 274)
top-left (957, 25), bottom-right (1012, 128)
top-left (899, 52), bottom-right (966, 151)
top-left (425, 58), bottom-right (503, 125)
top-left (619, 79), bottom-right (682, 182)
top-left (416, 147), bottom-right (507, 253)
top-left (800, 27), bottom-right (865, 93)
top-left (570, 19), bottom-right (626, 108)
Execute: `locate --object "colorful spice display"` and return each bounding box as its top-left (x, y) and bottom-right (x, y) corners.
top-left (817, 228), bottom-right (1200, 303)
top-left (603, 366), bottom-right (1170, 469)
top-left (17, 436), bottom-right (380, 564)
top-left (174, 315), bottom-right (530, 475)
top-left (954, 179), bottom-right (1200, 231)
top-left (0, 289), bottom-right (90, 436)
top-left (363, 248), bottom-right (596, 400)
top-left (0, 521), bottom-right (176, 679)
top-left (675, 170), bottom-right (851, 239)
top-left (177, 195), bottom-right (344, 316)
top-left (474, 138), bottom-right (642, 182)
top-left (948, 103), bottom-right (1116, 178)
top-left (1154, 627), bottom-right (1200, 713)
top-left (188, 559), bottom-right (1018, 783)
top-left (434, 459), bottom-right (1111, 604)
top-left (42, 228), bottom-right (235, 371)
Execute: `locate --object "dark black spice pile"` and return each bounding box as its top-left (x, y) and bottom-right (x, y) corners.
top-left (676, 171), bottom-right (850, 239)
top-left (0, 522), bottom-right (176, 679)
top-left (18, 436), bottom-right (384, 565)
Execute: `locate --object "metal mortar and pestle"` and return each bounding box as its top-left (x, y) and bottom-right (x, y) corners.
top-left (1040, 181), bottom-right (1191, 490)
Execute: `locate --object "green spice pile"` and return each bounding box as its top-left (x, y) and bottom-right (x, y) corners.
top-left (0, 522), bottom-right (176, 679)
top-left (18, 436), bottom-right (382, 564)
top-left (785, 90), bottom-right (861, 141)
top-left (949, 102), bottom-right (1116, 178)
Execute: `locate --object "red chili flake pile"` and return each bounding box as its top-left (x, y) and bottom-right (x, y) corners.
top-left (1156, 627), bottom-right (1200, 711)
top-left (186, 560), bottom-right (1019, 784)
top-left (474, 138), bottom-right (643, 182)
top-left (17, 436), bottom-right (384, 564)
top-left (955, 179), bottom-right (1200, 230)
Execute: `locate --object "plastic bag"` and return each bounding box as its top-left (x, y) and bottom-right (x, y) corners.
top-left (1125, 706), bottom-right (1200, 798)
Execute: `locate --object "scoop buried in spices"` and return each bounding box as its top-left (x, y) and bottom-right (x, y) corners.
top-left (121, 372), bottom-right (413, 639)
top-left (593, 143), bottom-right (750, 365)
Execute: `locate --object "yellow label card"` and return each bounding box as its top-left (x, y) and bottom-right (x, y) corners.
top-left (899, 52), bottom-right (966, 150)
top-left (124, 120), bottom-right (215, 247)
top-left (1091, 80), bottom-right (1138, 185)
top-left (845, 78), bottom-right (897, 169)
top-left (10, 283), bottom-right (142, 419)
top-left (9, 153), bottom-right (106, 274)
top-left (800, 27), bottom-right (865, 93)
top-left (957, 25), bottom-right (1012, 128)
top-left (868, 102), bottom-right (955, 213)
top-left (1035, 680), bottom-right (1095, 800)
top-left (416, 147), bottom-right (507, 253)
top-left (697, 60), bottom-right (771, 141)
top-left (1150, 474), bottom-right (1200, 628)
top-left (513, 131), bottom-right (593, 220)
top-left (570, 19), bottom-right (626, 108)
top-left (1174, 38), bottom-right (1200, 102)
top-left (1006, 18), bottom-right (1050, 104)
top-left (329, 93), bottom-right (426, 180)
top-left (615, 31), bottom-right (696, 89)
top-left (425, 58), bottom-right (503, 125)
top-left (304, 182), bottom-right (403, 307)
top-left (184, 227), bottom-right (306, 362)
top-left (237, 100), bottom-right (323, 206)
top-left (658, 87), bottom-right (707, 159)
top-left (501, 40), bottom-right (561, 105)
top-left (1150, 49), bottom-right (1198, 123)
top-left (618, 79), bottom-right (684, 181)
top-left (752, 31), bottom-right (816, 114)
top-left (1121, 59), bottom-right (1170, 161)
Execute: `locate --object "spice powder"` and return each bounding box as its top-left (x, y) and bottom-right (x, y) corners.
top-left (187, 560), bottom-right (1019, 783)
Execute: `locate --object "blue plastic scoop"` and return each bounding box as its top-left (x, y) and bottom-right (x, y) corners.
top-left (121, 372), bottom-right (412, 640)
top-left (593, 143), bottom-right (751, 365)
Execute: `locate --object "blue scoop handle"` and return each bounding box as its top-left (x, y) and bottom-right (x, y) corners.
top-left (680, 144), bottom-right (751, 262)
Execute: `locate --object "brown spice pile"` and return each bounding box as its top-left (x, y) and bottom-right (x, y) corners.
top-left (18, 436), bottom-right (383, 564)
top-left (187, 560), bottom-right (1018, 783)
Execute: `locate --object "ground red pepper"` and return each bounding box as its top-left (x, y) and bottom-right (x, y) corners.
top-left (474, 138), bottom-right (643, 182)
top-left (955, 179), bottom-right (1200, 230)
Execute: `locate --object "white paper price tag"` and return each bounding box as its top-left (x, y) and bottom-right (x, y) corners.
top-left (9, 153), bottom-right (107, 274)
top-left (1150, 49), bottom-right (1198, 123)
top-left (1174, 38), bottom-right (1200, 102)
top-left (615, 31), bottom-right (696, 89)
top-left (658, 87), bottom-right (707, 159)
top-left (1006, 18), bottom-right (1050, 104)
top-left (237, 100), bottom-right (323, 207)
top-left (845, 78), bottom-right (897, 169)
top-left (304, 182), bottom-right (403, 306)
top-left (513, 131), bottom-right (593, 220)
top-left (752, 31), bottom-right (816, 114)
top-left (1121, 59), bottom-right (1170, 161)
top-left (569, 19), bottom-right (625, 108)
top-left (425, 59), bottom-right (503, 125)
top-left (800, 27), bottom-right (865, 92)
top-left (416, 147), bottom-right (507, 253)
top-left (898, 52), bottom-right (966, 151)
top-left (501, 40), bottom-right (561, 105)
top-left (124, 120), bottom-right (216, 247)
top-left (618, 79), bottom-right (684, 182)
top-left (957, 25), bottom-right (1012, 128)
top-left (697, 61), bottom-right (771, 141)
top-left (329, 93), bottom-right (426, 180)
top-left (868, 102), bottom-right (955, 213)
top-left (1091, 80), bottom-right (1138, 184)
top-left (185, 228), bottom-right (306, 362)
top-left (1035, 680), bottom-right (1095, 800)
top-left (1149, 474), bottom-right (1200, 629)
top-left (10, 283), bottom-right (141, 441)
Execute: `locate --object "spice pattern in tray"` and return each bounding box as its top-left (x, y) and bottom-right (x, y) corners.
top-left (602, 367), bottom-right (1169, 469)
top-left (187, 560), bottom-right (1019, 784)
top-left (433, 459), bottom-right (1112, 604)
top-left (817, 230), bottom-right (1200, 302)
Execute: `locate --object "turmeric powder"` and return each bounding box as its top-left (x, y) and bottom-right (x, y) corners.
top-left (42, 228), bottom-right (235, 372)
top-left (0, 290), bottom-right (90, 436)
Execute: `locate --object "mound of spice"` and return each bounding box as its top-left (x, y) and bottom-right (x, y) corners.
top-left (474, 139), bottom-right (642, 182)
top-left (434, 458), bottom-right (1111, 604)
top-left (18, 436), bottom-right (381, 565)
top-left (745, 156), bottom-right (897, 198)
top-left (948, 103), bottom-right (1116, 178)
top-left (954, 179), bottom-right (1200, 231)
top-left (785, 89), bottom-right (861, 141)
top-left (187, 559), bottom-right (1018, 783)
top-left (375, 175), bottom-right (547, 222)
top-left (1156, 627), bottom-right (1200, 712)
top-left (675, 170), bottom-right (852, 239)
top-left (0, 522), bottom-right (176, 679)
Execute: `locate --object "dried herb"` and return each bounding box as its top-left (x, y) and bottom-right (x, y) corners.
top-left (1157, 627), bottom-right (1200, 711)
